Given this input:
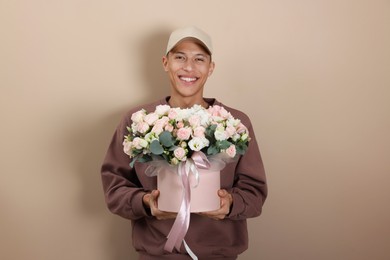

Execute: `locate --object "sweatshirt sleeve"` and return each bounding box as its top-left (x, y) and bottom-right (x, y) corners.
top-left (227, 115), bottom-right (268, 220)
top-left (100, 115), bottom-right (150, 220)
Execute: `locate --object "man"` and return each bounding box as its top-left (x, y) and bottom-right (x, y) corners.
top-left (101, 26), bottom-right (267, 260)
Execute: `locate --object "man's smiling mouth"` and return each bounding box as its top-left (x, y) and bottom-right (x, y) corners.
top-left (179, 76), bottom-right (198, 83)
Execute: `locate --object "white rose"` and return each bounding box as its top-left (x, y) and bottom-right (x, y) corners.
top-left (123, 140), bottom-right (132, 155)
top-left (132, 137), bottom-right (148, 149)
top-left (188, 137), bottom-right (209, 151)
top-left (131, 109), bottom-right (146, 123)
top-left (155, 105), bottom-right (171, 116)
top-left (144, 132), bottom-right (157, 143)
top-left (241, 133), bottom-right (249, 141)
top-left (227, 118), bottom-right (240, 127)
top-left (214, 125), bottom-right (227, 141)
top-left (196, 109), bottom-right (211, 126)
top-left (170, 157), bottom-right (179, 165)
top-left (232, 133), bottom-right (240, 142)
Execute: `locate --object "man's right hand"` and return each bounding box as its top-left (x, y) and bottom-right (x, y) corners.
top-left (143, 190), bottom-right (177, 220)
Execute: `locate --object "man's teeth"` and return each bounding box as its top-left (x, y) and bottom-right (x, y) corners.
top-left (180, 77), bottom-right (197, 82)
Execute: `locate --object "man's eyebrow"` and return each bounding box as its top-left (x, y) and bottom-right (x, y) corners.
top-left (171, 51), bottom-right (208, 56)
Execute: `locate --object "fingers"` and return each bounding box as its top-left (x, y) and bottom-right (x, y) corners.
top-left (218, 189), bottom-right (228, 197)
top-left (198, 190), bottom-right (233, 220)
top-left (147, 189), bottom-right (232, 220)
top-left (149, 190), bottom-right (159, 208)
top-left (148, 190), bottom-right (177, 220)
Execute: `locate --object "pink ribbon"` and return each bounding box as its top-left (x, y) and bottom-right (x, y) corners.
top-left (164, 152), bottom-right (210, 258)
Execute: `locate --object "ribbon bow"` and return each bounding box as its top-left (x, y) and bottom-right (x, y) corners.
top-left (164, 151), bottom-right (210, 259)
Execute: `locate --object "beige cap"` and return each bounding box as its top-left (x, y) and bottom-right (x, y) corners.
top-left (166, 26), bottom-right (213, 55)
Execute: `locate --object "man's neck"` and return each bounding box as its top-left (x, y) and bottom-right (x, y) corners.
top-left (168, 96), bottom-right (208, 109)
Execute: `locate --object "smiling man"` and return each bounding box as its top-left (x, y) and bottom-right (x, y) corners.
top-left (101, 26), bottom-right (268, 260)
top-left (162, 27), bottom-right (215, 109)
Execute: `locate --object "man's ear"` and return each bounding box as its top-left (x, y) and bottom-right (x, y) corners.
top-left (162, 55), bottom-right (168, 72)
top-left (208, 61), bottom-right (215, 77)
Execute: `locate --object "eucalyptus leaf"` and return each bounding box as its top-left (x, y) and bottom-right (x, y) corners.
top-left (207, 145), bottom-right (219, 155)
top-left (206, 124), bottom-right (217, 138)
top-left (159, 131), bottom-right (174, 147)
top-left (236, 143), bottom-right (248, 155)
top-left (129, 158), bottom-right (137, 168)
top-left (138, 154), bottom-right (152, 163)
top-left (150, 140), bottom-right (164, 155)
top-left (169, 145), bottom-right (178, 151)
top-left (217, 140), bottom-right (231, 149)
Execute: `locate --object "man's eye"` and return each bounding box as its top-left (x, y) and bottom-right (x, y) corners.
top-left (175, 56), bottom-right (185, 60)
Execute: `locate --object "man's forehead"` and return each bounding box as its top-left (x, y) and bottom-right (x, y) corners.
top-left (170, 40), bottom-right (210, 56)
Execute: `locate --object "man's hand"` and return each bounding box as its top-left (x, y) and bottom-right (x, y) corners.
top-left (198, 189), bottom-right (233, 220)
top-left (143, 190), bottom-right (177, 220)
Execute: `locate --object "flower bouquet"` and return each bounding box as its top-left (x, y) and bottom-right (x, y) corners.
top-left (123, 104), bottom-right (250, 167)
top-left (123, 104), bottom-right (250, 254)
top-left (123, 104), bottom-right (250, 211)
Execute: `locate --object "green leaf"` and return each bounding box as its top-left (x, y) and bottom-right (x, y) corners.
top-left (138, 155), bottom-right (152, 163)
top-left (162, 153), bottom-right (169, 161)
top-left (129, 154), bottom-right (152, 168)
top-left (150, 140), bottom-right (164, 155)
top-left (236, 143), bottom-right (248, 155)
top-left (205, 124), bottom-right (217, 138)
top-left (159, 131), bottom-right (174, 147)
top-left (217, 140), bottom-right (231, 150)
top-left (207, 145), bottom-right (219, 155)
top-left (129, 158), bottom-right (137, 168)
top-left (169, 145), bottom-right (178, 151)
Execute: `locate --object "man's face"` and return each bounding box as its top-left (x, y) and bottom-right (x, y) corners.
top-left (162, 39), bottom-right (215, 103)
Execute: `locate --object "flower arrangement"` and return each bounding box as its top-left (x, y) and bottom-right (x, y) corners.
top-left (123, 104), bottom-right (250, 167)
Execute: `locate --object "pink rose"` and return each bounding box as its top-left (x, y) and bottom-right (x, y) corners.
top-left (151, 124), bottom-right (163, 135)
top-left (168, 109), bottom-right (178, 119)
top-left (188, 115), bottom-right (201, 128)
top-left (176, 121), bottom-right (184, 128)
top-left (176, 127), bottom-right (192, 140)
top-left (208, 105), bottom-right (221, 116)
top-left (193, 126), bottom-right (206, 138)
top-left (236, 123), bottom-right (248, 134)
top-left (225, 125), bottom-right (236, 138)
top-left (136, 122), bottom-right (149, 134)
top-left (225, 144), bottom-right (236, 158)
top-left (218, 107), bottom-right (230, 119)
top-left (174, 147), bottom-right (187, 161)
top-left (151, 117), bottom-right (169, 135)
top-left (208, 105), bottom-right (231, 120)
top-left (164, 124), bottom-right (174, 132)
top-left (144, 112), bottom-right (159, 126)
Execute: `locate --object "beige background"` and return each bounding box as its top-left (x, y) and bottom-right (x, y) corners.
top-left (1, 0), bottom-right (389, 259)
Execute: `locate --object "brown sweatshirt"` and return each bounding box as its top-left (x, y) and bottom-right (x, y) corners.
top-left (101, 97), bottom-right (267, 259)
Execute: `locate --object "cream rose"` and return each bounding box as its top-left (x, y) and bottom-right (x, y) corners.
top-left (174, 147), bottom-right (187, 161)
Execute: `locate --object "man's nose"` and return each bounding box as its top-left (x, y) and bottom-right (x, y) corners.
top-left (182, 60), bottom-right (194, 71)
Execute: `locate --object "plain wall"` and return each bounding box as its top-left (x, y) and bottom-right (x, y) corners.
top-left (1, 1), bottom-right (389, 259)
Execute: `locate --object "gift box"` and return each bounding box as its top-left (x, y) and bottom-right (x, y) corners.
top-left (157, 167), bottom-right (220, 212)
